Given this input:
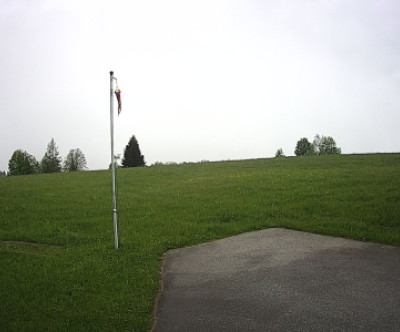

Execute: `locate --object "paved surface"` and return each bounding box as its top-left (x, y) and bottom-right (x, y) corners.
top-left (152, 228), bottom-right (400, 331)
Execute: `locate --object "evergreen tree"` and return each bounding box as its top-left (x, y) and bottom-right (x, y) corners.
top-left (8, 149), bottom-right (39, 176)
top-left (63, 148), bottom-right (87, 172)
top-left (122, 135), bottom-right (146, 167)
top-left (40, 138), bottom-right (62, 173)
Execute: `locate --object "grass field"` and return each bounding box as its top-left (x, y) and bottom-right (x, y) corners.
top-left (1, 153), bottom-right (399, 331)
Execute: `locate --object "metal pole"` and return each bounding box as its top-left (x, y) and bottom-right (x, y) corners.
top-left (110, 71), bottom-right (119, 249)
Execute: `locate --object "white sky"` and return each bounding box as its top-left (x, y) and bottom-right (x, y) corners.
top-left (1, 0), bottom-right (399, 171)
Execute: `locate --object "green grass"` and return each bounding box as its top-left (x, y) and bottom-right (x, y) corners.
top-left (1, 153), bottom-right (399, 331)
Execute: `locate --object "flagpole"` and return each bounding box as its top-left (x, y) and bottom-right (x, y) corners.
top-left (110, 71), bottom-right (119, 249)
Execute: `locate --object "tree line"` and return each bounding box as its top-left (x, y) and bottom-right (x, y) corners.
top-left (6, 138), bottom-right (87, 176)
top-left (5, 135), bottom-right (146, 176)
top-left (4, 134), bottom-right (340, 175)
top-left (276, 134), bottom-right (341, 157)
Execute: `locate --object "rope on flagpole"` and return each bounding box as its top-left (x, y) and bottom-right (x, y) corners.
top-left (110, 71), bottom-right (119, 249)
top-left (115, 155), bottom-right (120, 243)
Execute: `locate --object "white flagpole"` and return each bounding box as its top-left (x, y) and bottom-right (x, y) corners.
top-left (110, 71), bottom-right (118, 249)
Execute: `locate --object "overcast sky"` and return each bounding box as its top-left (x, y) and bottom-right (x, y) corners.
top-left (1, 0), bottom-right (399, 171)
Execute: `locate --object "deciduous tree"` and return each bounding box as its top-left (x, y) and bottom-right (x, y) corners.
top-left (63, 148), bottom-right (87, 172)
top-left (8, 149), bottom-right (39, 175)
top-left (313, 134), bottom-right (341, 155)
top-left (319, 136), bottom-right (341, 155)
top-left (294, 138), bottom-right (314, 156)
top-left (275, 148), bottom-right (285, 157)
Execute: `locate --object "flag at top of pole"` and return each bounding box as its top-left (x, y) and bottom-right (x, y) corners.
top-left (115, 87), bottom-right (121, 115)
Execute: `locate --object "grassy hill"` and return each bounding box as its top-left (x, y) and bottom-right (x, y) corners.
top-left (1, 154), bottom-right (399, 331)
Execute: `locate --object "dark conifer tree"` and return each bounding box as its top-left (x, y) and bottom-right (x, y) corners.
top-left (122, 135), bottom-right (145, 167)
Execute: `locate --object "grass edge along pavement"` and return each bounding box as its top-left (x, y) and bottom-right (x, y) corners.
top-left (1, 153), bottom-right (399, 331)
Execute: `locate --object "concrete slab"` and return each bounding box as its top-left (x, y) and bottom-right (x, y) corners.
top-left (152, 228), bottom-right (400, 332)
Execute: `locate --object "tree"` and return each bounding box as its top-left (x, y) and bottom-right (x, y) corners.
top-left (63, 148), bottom-right (87, 172)
top-left (40, 138), bottom-right (62, 173)
top-left (312, 134), bottom-right (341, 155)
top-left (319, 136), bottom-right (341, 155)
top-left (122, 135), bottom-right (146, 167)
top-left (294, 138), bottom-right (314, 156)
top-left (312, 134), bottom-right (322, 155)
top-left (275, 148), bottom-right (285, 158)
top-left (8, 149), bottom-right (39, 176)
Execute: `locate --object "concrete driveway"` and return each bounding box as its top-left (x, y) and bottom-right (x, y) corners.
top-left (152, 228), bottom-right (400, 331)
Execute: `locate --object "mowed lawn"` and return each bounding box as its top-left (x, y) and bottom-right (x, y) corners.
top-left (1, 154), bottom-right (399, 331)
